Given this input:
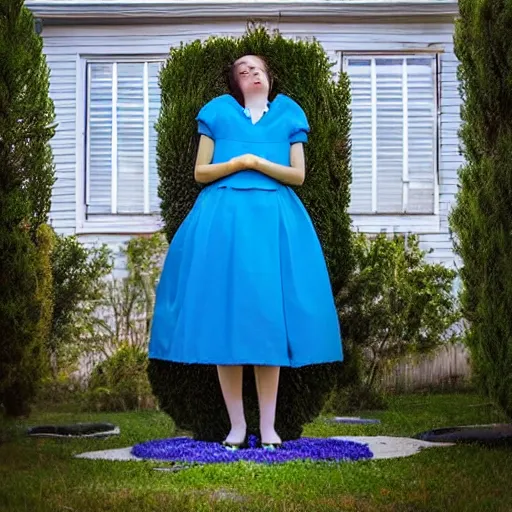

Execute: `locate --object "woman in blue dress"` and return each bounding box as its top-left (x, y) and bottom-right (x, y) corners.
top-left (149, 55), bottom-right (343, 449)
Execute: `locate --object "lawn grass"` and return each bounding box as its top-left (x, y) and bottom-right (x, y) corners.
top-left (0, 392), bottom-right (510, 511)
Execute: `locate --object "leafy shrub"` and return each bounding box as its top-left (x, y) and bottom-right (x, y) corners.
top-left (35, 373), bottom-right (86, 410)
top-left (0, 1), bottom-right (56, 417)
top-left (85, 345), bottom-right (155, 412)
top-left (91, 232), bottom-right (167, 356)
top-left (450, 0), bottom-right (512, 418)
top-left (149, 25), bottom-right (353, 441)
top-left (337, 233), bottom-right (461, 395)
top-left (323, 385), bottom-right (388, 415)
top-left (49, 233), bottom-right (112, 376)
top-left (42, 233), bottom-right (164, 403)
top-left (35, 225), bottom-right (55, 374)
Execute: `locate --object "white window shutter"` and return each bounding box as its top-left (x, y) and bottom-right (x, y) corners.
top-left (86, 59), bottom-right (163, 217)
top-left (406, 57), bottom-right (436, 214)
top-left (87, 63), bottom-right (113, 215)
top-left (347, 58), bottom-right (373, 213)
top-left (116, 63), bottom-right (145, 213)
top-left (148, 62), bottom-right (162, 213)
top-left (376, 58), bottom-right (404, 213)
top-left (345, 54), bottom-right (437, 215)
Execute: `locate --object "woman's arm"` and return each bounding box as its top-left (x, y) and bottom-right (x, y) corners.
top-left (194, 135), bottom-right (245, 184)
top-left (248, 143), bottom-right (306, 186)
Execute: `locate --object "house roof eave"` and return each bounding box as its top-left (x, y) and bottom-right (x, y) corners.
top-left (25, 0), bottom-right (460, 25)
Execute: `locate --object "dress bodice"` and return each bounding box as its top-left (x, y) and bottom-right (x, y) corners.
top-left (196, 93), bottom-right (309, 190)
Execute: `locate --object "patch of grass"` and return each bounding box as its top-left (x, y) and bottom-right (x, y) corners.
top-left (1, 393), bottom-right (511, 511)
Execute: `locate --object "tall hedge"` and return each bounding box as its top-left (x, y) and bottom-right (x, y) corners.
top-left (450, 0), bottom-right (512, 417)
top-left (0, 0), bottom-right (56, 416)
top-left (148, 26), bottom-right (353, 441)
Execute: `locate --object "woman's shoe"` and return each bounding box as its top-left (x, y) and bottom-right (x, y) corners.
top-left (261, 442), bottom-right (282, 451)
top-left (222, 437), bottom-right (248, 451)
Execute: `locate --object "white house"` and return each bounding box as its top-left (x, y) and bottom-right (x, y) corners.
top-left (26, 0), bottom-right (462, 271)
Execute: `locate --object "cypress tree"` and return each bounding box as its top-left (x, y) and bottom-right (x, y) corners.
top-left (0, 0), bottom-right (56, 416)
top-left (450, 0), bottom-right (512, 417)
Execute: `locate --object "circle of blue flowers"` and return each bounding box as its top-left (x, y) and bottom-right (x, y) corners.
top-left (131, 435), bottom-right (373, 464)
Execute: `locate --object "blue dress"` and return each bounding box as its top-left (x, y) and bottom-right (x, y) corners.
top-left (149, 93), bottom-right (343, 367)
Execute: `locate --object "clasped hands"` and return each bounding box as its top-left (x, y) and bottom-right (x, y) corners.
top-left (229, 153), bottom-right (262, 173)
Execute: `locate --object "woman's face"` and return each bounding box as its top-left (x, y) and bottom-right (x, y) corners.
top-left (233, 55), bottom-right (270, 96)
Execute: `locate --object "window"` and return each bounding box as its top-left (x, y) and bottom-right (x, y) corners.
top-left (343, 55), bottom-right (438, 215)
top-left (85, 59), bottom-right (164, 217)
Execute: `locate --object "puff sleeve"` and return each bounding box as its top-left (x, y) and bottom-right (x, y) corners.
top-left (288, 100), bottom-right (310, 144)
top-left (195, 99), bottom-right (217, 139)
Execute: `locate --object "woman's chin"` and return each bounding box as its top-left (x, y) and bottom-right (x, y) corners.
top-left (245, 85), bottom-right (267, 95)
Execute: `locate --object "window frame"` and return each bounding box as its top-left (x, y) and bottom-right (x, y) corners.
top-left (76, 54), bottom-right (167, 234)
top-left (75, 50), bottom-right (442, 235)
top-left (339, 50), bottom-right (441, 233)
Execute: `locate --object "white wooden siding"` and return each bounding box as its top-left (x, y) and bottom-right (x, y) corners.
top-left (40, 20), bottom-right (461, 270)
top-left (46, 53), bottom-right (78, 235)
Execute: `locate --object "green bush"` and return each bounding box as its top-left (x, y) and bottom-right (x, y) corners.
top-left (323, 385), bottom-right (388, 415)
top-left (0, 1), bottom-right (56, 417)
top-left (149, 26), bottom-right (353, 441)
top-left (49, 233), bottom-right (112, 376)
top-left (35, 225), bottom-right (55, 375)
top-left (36, 374), bottom-right (85, 409)
top-left (337, 233), bottom-right (460, 396)
top-left (91, 232), bottom-right (167, 354)
top-left (450, 0), bottom-right (512, 418)
top-left (85, 345), bottom-right (155, 412)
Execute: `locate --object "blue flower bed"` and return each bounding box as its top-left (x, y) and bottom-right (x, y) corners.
top-left (131, 435), bottom-right (373, 464)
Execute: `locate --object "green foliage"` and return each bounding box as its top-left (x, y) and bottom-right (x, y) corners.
top-left (35, 372), bottom-right (86, 409)
top-left (0, 0), bottom-right (56, 237)
top-left (85, 345), bottom-right (155, 412)
top-left (91, 232), bottom-right (167, 355)
top-left (323, 384), bottom-right (388, 415)
top-left (35, 224), bottom-right (55, 373)
top-left (450, 0), bottom-right (512, 417)
top-left (157, 25), bottom-right (352, 292)
top-left (2, 394), bottom-right (512, 512)
top-left (0, 1), bottom-right (56, 417)
top-left (49, 233), bottom-right (112, 374)
top-left (150, 25), bottom-right (352, 441)
top-left (125, 232), bottom-right (168, 290)
top-left (338, 233), bottom-right (460, 393)
top-left (149, 360), bottom-right (340, 442)
top-left (0, 225), bottom-right (55, 417)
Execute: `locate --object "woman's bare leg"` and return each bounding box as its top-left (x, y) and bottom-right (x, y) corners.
top-left (254, 365), bottom-right (282, 444)
top-left (216, 365), bottom-right (246, 444)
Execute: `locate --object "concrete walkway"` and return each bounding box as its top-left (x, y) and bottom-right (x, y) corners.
top-left (74, 436), bottom-right (454, 462)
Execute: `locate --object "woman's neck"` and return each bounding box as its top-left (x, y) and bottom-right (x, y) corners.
top-left (243, 93), bottom-right (268, 111)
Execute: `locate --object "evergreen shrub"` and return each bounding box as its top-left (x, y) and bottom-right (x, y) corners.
top-left (86, 345), bottom-right (155, 412)
top-left (149, 26), bottom-right (353, 440)
top-left (0, 1), bottom-right (56, 416)
top-left (450, 0), bottom-right (512, 417)
top-left (49, 234), bottom-right (112, 376)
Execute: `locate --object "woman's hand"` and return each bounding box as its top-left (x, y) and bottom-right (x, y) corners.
top-left (229, 154), bottom-right (260, 172)
top-left (249, 144), bottom-right (306, 186)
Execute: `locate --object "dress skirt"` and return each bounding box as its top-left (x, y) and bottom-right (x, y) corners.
top-left (148, 184), bottom-right (343, 367)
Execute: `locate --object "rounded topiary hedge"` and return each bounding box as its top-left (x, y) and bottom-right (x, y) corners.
top-left (148, 25), bottom-right (353, 441)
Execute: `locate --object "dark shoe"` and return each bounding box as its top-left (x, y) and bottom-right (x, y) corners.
top-left (222, 437), bottom-right (248, 451)
top-left (261, 442), bottom-right (282, 451)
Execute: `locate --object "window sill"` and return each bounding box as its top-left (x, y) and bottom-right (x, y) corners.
top-left (76, 213), bottom-right (440, 236)
top-left (350, 214), bottom-right (440, 234)
top-left (76, 214), bottom-right (163, 235)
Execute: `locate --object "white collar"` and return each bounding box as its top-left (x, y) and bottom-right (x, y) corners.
top-left (243, 103), bottom-right (269, 118)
